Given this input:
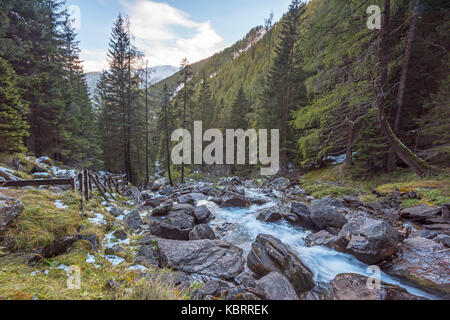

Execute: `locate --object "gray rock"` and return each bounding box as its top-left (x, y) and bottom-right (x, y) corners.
top-left (287, 202), bottom-right (317, 230)
top-left (137, 245), bottom-right (160, 266)
top-left (189, 224), bottom-right (216, 240)
top-left (171, 203), bottom-right (194, 216)
top-left (434, 234), bottom-right (450, 247)
top-left (109, 207), bottom-right (124, 217)
top-left (145, 211), bottom-right (194, 240)
top-left (256, 207), bottom-right (282, 223)
top-left (152, 202), bottom-right (173, 216)
top-left (112, 229), bottom-right (127, 241)
top-left (256, 272), bottom-right (299, 300)
top-left (400, 205), bottom-right (441, 222)
top-left (79, 234), bottom-right (99, 251)
top-left (160, 185), bottom-right (173, 196)
top-left (0, 196), bottom-right (24, 237)
top-left (194, 205), bottom-right (212, 224)
top-left (310, 198), bottom-right (348, 229)
top-left (343, 196), bottom-right (361, 207)
top-left (340, 216), bottom-right (400, 264)
top-left (191, 279), bottom-right (235, 299)
top-left (234, 271), bottom-right (257, 288)
top-left (177, 193), bottom-right (207, 205)
top-left (442, 203), bottom-right (450, 222)
top-left (306, 230), bottom-right (347, 252)
top-left (385, 237), bottom-right (450, 295)
top-left (220, 194), bottom-right (249, 208)
top-left (271, 177), bottom-right (290, 187)
top-left (124, 210), bottom-right (143, 230)
top-left (105, 245), bottom-right (124, 256)
top-left (247, 234), bottom-right (315, 296)
top-left (155, 238), bottom-right (244, 280)
top-left (331, 273), bottom-right (424, 300)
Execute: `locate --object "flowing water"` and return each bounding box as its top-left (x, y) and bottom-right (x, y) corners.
top-left (197, 188), bottom-right (439, 300)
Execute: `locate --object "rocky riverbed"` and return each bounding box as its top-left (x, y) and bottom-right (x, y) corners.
top-left (1, 165), bottom-right (449, 300)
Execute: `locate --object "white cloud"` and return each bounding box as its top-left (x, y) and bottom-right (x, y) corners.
top-left (121, 0), bottom-right (226, 67)
top-left (80, 49), bottom-right (108, 72)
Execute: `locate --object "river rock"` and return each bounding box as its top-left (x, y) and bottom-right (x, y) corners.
top-left (339, 216), bottom-right (400, 264)
top-left (151, 177), bottom-right (169, 191)
top-left (177, 193), bottom-right (207, 205)
top-left (234, 271), bottom-right (257, 288)
top-left (151, 202), bottom-right (173, 216)
top-left (0, 196), bottom-right (24, 237)
top-left (145, 211), bottom-right (194, 240)
top-left (271, 177), bottom-right (290, 187)
top-left (384, 237), bottom-right (450, 295)
top-left (109, 206), bottom-right (124, 217)
top-left (256, 207), bottom-right (282, 223)
top-left (285, 202), bottom-right (317, 230)
top-left (331, 273), bottom-right (423, 300)
top-left (137, 245), bottom-right (160, 266)
top-left (112, 229), bottom-right (127, 240)
top-left (171, 203), bottom-right (194, 216)
top-left (220, 194), bottom-right (249, 208)
top-left (191, 279), bottom-right (235, 300)
top-left (124, 210), bottom-right (143, 230)
top-left (310, 198), bottom-right (348, 229)
top-left (400, 205), bottom-right (441, 222)
top-left (442, 203), bottom-right (449, 221)
top-left (189, 224), bottom-right (216, 240)
top-left (306, 230), bottom-right (347, 253)
top-left (343, 196), bottom-right (361, 207)
top-left (255, 272), bottom-right (299, 300)
top-left (434, 234), bottom-right (450, 247)
top-left (247, 234), bottom-right (315, 295)
top-left (194, 205), bottom-right (212, 224)
top-left (155, 238), bottom-right (244, 280)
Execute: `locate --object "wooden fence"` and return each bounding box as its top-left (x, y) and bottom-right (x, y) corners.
top-left (0, 170), bottom-right (127, 210)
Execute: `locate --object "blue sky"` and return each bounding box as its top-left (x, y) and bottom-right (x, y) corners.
top-left (66, 0), bottom-right (292, 72)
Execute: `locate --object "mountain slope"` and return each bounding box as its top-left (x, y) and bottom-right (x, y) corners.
top-left (86, 65), bottom-right (179, 97)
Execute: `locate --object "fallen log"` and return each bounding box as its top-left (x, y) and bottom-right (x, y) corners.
top-left (0, 178), bottom-right (74, 188)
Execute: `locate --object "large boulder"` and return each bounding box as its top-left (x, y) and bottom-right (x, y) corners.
top-left (220, 194), bottom-right (249, 208)
top-left (255, 272), bottom-right (299, 300)
top-left (177, 193), bottom-right (207, 205)
top-left (0, 196), bottom-right (24, 237)
top-left (155, 238), bottom-right (244, 280)
top-left (285, 202), bottom-right (317, 230)
top-left (306, 230), bottom-right (347, 253)
top-left (256, 207), bottom-right (282, 223)
top-left (339, 216), bottom-right (400, 264)
top-left (145, 211), bottom-right (194, 240)
top-left (400, 205), bottom-right (441, 223)
top-left (123, 210), bottom-right (143, 230)
top-left (331, 273), bottom-right (423, 300)
top-left (194, 205), bottom-right (212, 224)
top-left (170, 203), bottom-right (194, 216)
top-left (189, 224), bottom-right (216, 240)
top-left (310, 198), bottom-right (348, 230)
top-left (384, 237), bottom-right (450, 295)
top-left (247, 234), bottom-right (315, 296)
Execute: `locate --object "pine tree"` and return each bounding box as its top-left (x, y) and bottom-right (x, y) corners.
top-left (0, 57), bottom-right (29, 153)
top-left (179, 58), bottom-right (193, 183)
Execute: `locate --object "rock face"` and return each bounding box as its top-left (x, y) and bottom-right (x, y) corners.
top-left (145, 211), bottom-right (194, 240)
top-left (220, 194), bottom-right (249, 208)
top-left (194, 205), bottom-right (212, 224)
top-left (310, 198), bottom-right (347, 229)
top-left (285, 202), bottom-right (317, 230)
top-left (247, 234), bottom-right (315, 296)
top-left (306, 230), bottom-right (347, 253)
top-left (124, 210), bottom-right (143, 230)
top-left (400, 205), bottom-right (441, 222)
top-left (156, 239), bottom-right (244, 280)
top-left (331, 274), bottom-right (423, 300)
top-left (339, 216), bottom-right (400, 264)
top-left (0, 196), bottom-right (24, 237)
top-left (256, 207), bottom-right (282, 223)
top-left (189, 224), bottom-right (216, 240)
top-left (255, 272), bottom-right (299, 300)
top-left (385, 237), bottom-right (450, 295)
top-left (177, 193), bottom-right (207, 205)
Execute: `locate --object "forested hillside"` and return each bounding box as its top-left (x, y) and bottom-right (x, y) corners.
top-left (1, 0), bottom-right (449, 184)
top-left (151, 0), bottom-right (449, 178)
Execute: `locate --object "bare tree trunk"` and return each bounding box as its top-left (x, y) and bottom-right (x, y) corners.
top-left (377, 0), bottom-right (429, 177)
top-left (387, 0), bottom-right (420, 171)
top-left (145, 63), bottom-right (149, 185)
top-left (344, 116), bottom-right (364, 169)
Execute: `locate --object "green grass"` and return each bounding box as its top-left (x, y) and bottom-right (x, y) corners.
top-left (298, 164), bottom-right (450, 207)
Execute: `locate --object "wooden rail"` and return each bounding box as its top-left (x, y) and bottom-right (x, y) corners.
top-left (0, 178), bottom-right (75, 188)
top-left (1, 169), bottom-right (128, 210)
